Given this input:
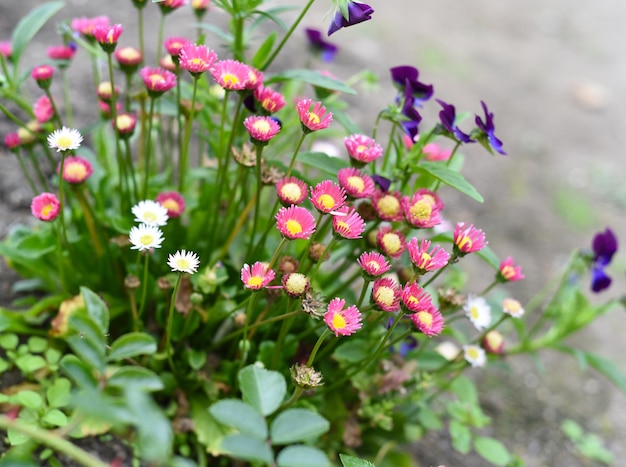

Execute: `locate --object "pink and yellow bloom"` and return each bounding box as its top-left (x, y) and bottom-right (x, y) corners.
top-left (296, 98), bottom-right (333, 133)
top-left (377, 226), bottom-right (407, 258)
top-left (371, 277), bottom-right (401, 312)
top-left (371, 190), bottom-right (404, 222)
top-left (401, 282), bottom-right (433, 313)
top-left (31, 65), bottom-right (54, 88)
top-left (0, 41), bottom-right (13, 60)
top-left (241, 262), bottom-right (275, 290)
top-left (324, 298), bottom-right (362, 337)
top-left (156, 191), bottom-right (186, 218)
top-left (483, 330), bottom-right (504, 354)
top-left (407, 238), bottom-right (450, 273)
top-left (423, 142), bottom-right (452, 162)
top-left (276, 177), bottom-right (308, 205)
top-left (453, 222), bottom-right (488, 255)
top-left (33, 96), bottom-right (54, 123)
top-left (502, 298), bottom-right (524, 318)
top-left (275, 205), bottom-right (316, 240)
top-left (47, 45), bottom-right (76, 62)
top-left (179, 43), bottom-right (218, 77)
top-left (337, 167), bottom-right (375, 199)
top-left (243, 116), bottom-right (281, 144)
top-left (410, 305), bottom-right (445, 337)
top-left (310, 180), bottom-right (346, 214)
top-left (4, 132), bottom-right (20, 151)
top-left (498, 257), bottom-right (524, 282)
top-left (332, 207), bottom-right (366, 240)
top-left (96, 81), bottom-right (120, 102)
top-left (93, 24), bottom-right (123, 52)
top-left (59, 156), bottom-right (93, 184)
top-left (115, 46), bottom-right (142, 71)
top-left (357, 251), bottom-right (391, 278)
top-left (210, 59), bottom-right (251, 91)
top-left (114, 113), bottom-right (137, 137)
top-left (344, 133), bottom-right (383, 165)
top-left (140, 67), bottom-right (177, 97)
top-left (254, 86), bottom-right (286, 114)
top-left (31, 193), bottom-right (60, 221)
top-left (402, 191), bottom-right (443, 228)
top-left (164, 36), bottom-right (190, 58)
top-left (71, 16), bottom-right (110, 39)
top-left (244, 67), bottom-right (264, 90)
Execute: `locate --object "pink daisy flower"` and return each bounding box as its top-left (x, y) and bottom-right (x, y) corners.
top-left (275, 177), bottom-right (308, 205)
top-left (0, 41), bottom-right (13, 59)
top-left (210, 59), bottom-right (251, 91)
top-left (159, 0), bottom-right (186, 14)
top-left (164, 37), bottom-right (190, 57)
top-left (371, 190), bottom-right (404, 222)
top-left (296, 98), bottom-right (333, 133)
top-left (140, 67), bottom-right (177, 97)
top-left (241, 262), bottom-right (275, 290)
top-left (254, 86), bottom-right (286, 114)
top-left (96, 82), bottom-right (120, 102)
top-left (244, 67), bottom-right (264, 90)
top-left (33, 96), bottom-right (54, 123)
top-left (401, 282), bottom-right (434, 314)
top-left (332, 207), bottom-right (366, 240)
top-left (357, 251), bottom-right (391, 278)
top-left (423, 142), bottom-right (452, 162)
top-left (324, 298), bottom-right (362, 337)
top-left (4, 132), bottom-right (20, 150)
top-left (156, 191), bottom-right (186, 218)
top-left (114, 113), bottom-right (137, 138)
top-left (31, 65), bottom-right (54, 86)
top-left (98, 100), bottom-right (121, 118)
top-left (47, 45), bottom-right (76, 61)
top-left (498, 257), bottom-right (524, 282)
top-left (376, 226), bottom-right (407, 259)
top-left (337, 167), bottom-right (375, 199)
top-left (310, 180), bottom-right (346, 214)
top-left (371, 277), bottom-right (402, 312)
top-left (344, 134), bottom-right (383, 165)
top-left (453, 222), bottom-right (488, 255)
top-left (31, 193), bottom-right (60, 221)
top-left (179, 43), bottom-right (218, 77)
top-left (275, 205), bottom-right (316, 240)
top-left (410, 305), bottom-right (445, 337)
top-left (71, 16), bottom-right (110, 38)
top-left (402, 191), bottom-right (443, 229)
top-left (59, 156), bottom-right (93, 184)
top-left (407, 238), bottom-right (450, 273)
top-left (115, 46), bottom-right (142, 70)
top-left (93, 24), bottom-right (123, 52)
top-left (192, 0), bottom-right (211, 12)
top-left (243, 116), bottom-right (281, 144)
top-left (160, 55), bottom-right (177, 72)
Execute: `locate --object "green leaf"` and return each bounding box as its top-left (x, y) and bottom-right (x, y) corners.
top-left (585, 352), bottom-right (626, 394)
top-left (416, 405), bottom-right (443, 431)
top-left (449, 419), bottom-right (471, 454)
top-left (297, 151), bottom-right (350, 176)
top-left (14, 354), bottom-right (47, 374)
top-left (270, 408), bottom-right (330, 445)
top-left (190, 396), bottom-right (229, 456)
top-left (561, 419), bottom-right (584, 442)
top-left (267, 69), bottom-right (356, 95)
top-left (59, 355), bottom-right (98, 389)
top-left (66, 314), bottom-right (106, 374)
top-left (0, 333), bottom-right (19, 350)
top-left (209, 399), bottom-right (268, 440)
top-left (13, 390), bottom-right (44, 410)
top-left (107, 366), bottom-right (164, 392)
top-left (332, 339), bottom-right (369, 363)
top-left (417, 162), bottom-right (483, 203)
top-left (125, 388), bottom-right (173, 462)
top-left (238, 365), bottom-right (286, 416)
top-left (27, 336), bottom-right (48, 353)
top-left (474, 436), bottom-right (512, 466)
top-left (339, 454), bottom-right (375, 467)
top-left (46, 377), bottom-right (71, 408)
top-left (220, 433), bottom-right (274, 464)
top-left (187, 348), bottom-right (207, 370)
top-left (108, 332), bottom-right (157, 361)
top-left (252, 32), bottom-right (277, 69)
top-left (7, 428), bottom-right (29, 446)
top-left (42, 408), bottom-right (68, 427)
top-left (277, 445), bottom-right (330, 467)
top-left (450, 375), bottom-right (478, 404)
top-left (80, 287), bottom-right (109, 334)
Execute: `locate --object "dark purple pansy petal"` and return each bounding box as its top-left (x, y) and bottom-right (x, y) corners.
top-left (475, 100), bottom-right (506, 155)
top-left (328, 1), bottom-right (374, 36)
top-left (372, 175), bottom-right (392, 192)
top-left (391, 65), bottom-right (434, 105)
top-left (591, 266), bottom-right (612, 293)
top-left (305, 27), bottom-right (338, 62)
top-left (243, 94), bottom-right (256, 113)
top-left (437, 99), bottom-right (472, 143)
top-left (390, 65), bottom-right (418, 88)
top-left (592, 228), bottom-right (618, 265)
top-left (398, 335), bottom-right (418, 358)
top-left (401, 99), bottom-right (422, 140)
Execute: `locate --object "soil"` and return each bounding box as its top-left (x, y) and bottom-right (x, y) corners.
top-left (2, 0), bottom-right (626, 465)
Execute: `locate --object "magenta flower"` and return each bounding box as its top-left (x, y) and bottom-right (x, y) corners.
top-left (71, 16), bottom-right (110, 39)
top-left (244, 67), bottom-right (264, 90)
top-left (590, 228), bottom-right (618, 293)
top-left (243, 116), bottom-right (281, 144)
top-left (498, 257), bottom-right (524, 282)
top-left (179, 43), bottom-right (218, 77)
top-left (115, 46), bottom-right (142, 72)
top-left (337, 167), bottom-right (375, 199)
top-left (423, 142), bottom-right (452, 161)
top-left (410, 305), bottom-right (445, 337)
top-left (402, 191), bottom-right (443, 229)
top-left (4, 132), bottom-right (20, 150)
top-left (436, 99), bottom-right (473, 143)
top-left (305, 28), bottom-right (338, 62)
top-left (47, 45), bottom-right (76, 62)
top-left (0, 41), bottom-right (13, 60)
top-left (158, 0), bottom-right (186, 14)
top-left (401, 283), bottom-right (433, 314)
top-left (275, 205), bottom-right (316, 240)
top-left (371, 190), bottom-right (404, 222)
top-left (324, 298), bottom-right (362, 337)
top-left (33, 96), bottom-right (54, 123)
top-left (210, 59), bottom-right (251, 91)
top-left (96, 82), bottom-right (120, 102)
top-left (474, 101), bottom-right (506, 155)
top-left (164, 36), bottom-right (190, 58)
top-left (113, 113), bottom-right (137, 138)
top-left (192, 0), bottom-right (211, 12)
top-left (31, 193), bottom-right (60, 221)
top-left (93, 24), bottom-right (123, 52)
top-left (310, 180), bottom-right (346, 214)
top-left (156, 191), bottom-right (186, 218)
top-left (241, 262), bottom-right (275, 290)
top-left (253, 86), bottom-right (286, 114)
top-left (31, 65), bottom-right (54, 88)
top-left (59, 156), bottom-right (93, 184)
top-left (407, 238), bottom-right (450, 273)
top-left (140, 67), bottom-right (177, 97)
top-left (357, 251), bottom-right (391, 279)
top-left (332, 207), bottom-right (366, 240)
top-left (376, 226), bottom-right (407, 259)
top-left (296, 98), bottom-right (333, 133)
top-left (344, 133), bottom-right (382, 165)
top-left (276, 177), bottom-right (308, 206)
top-left (453, 222), bottom-right (488, 255)
top-left (371, 277), bottom-right (402, 312)
top-left (328, 1), bottom-right (374, 36)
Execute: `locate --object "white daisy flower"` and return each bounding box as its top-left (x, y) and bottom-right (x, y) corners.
top-left (47, 126), bottom-right (83, 152)
top-left (463, 344), bottom-right (487, 368)
top-left (129, 223), bottom-right (164, 251)
top-left (435, 341), bottom-right (461, 361)
top-left (502, 298), bottom-right (524, 318)
top-left (168, 250), bottom-right (200, 274)
top-left (131, 200), bottom-right (169, 226)
top-left (463, 294), bottom-right (491, 331)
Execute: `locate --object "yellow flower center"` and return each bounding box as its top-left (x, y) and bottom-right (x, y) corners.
top-left (252, 119), bottom-right (271, 133)
top-left (144, 212), bottom-right (157, 223)
top-left (149, 74), bottom-right (165, 87)
top-left (161, 199), bottom-right (180, 213)
top-left (501, 265), bottom-right (515, 279)
top-left (286, 219), bottom-right (302, 236)
top-left (409, 199), bottom-right (432, 221)
top-left (406, 295), bottom-right (419, 306)
top-left (470, 306), bottom-right (480, 320)
top-left (467, 347), bottom-right (480, 360)
top-left (41, 204), bottom-right (54, 218)
top-left (347, 176), bottom-right (365, 192)
top-left (247, 276), bottom-right (263, 287)
top-left (375, 286), bottom-right (394, 306)
top-left (416, 311), bottom-right (433, 328)
top-left (317, 194), bottom-right (335, 210)
top-left (456, 235), bottom-right (472, 251)
top-left (307, 112), bottom-right (321, 125)
top-left (175, 258), bottom-right (191, 270)
top-left (336, 220), bottom-right (349, 231)
top-left (381, 233), bottom-right (401, 254)
top-left (366, 261), bottom-right (380, 272)
top-left (190, 58), bottom-right (205, 67)
top-left (262, 98), bottom-right (276, 112)
top-left (377, 195), bottom-right (400, 216)
top-left (356, 144), bottom-right (366, 153)
top-left (281, 183), bottom-right (302, 202)
top-left (140, 234), bottom-right (154, 245)
top-left (332, 312), bottom-right (346, 329)
top-left (120, 48), bottom-right (140, 61)
top-left (286, 274), bottom-right (307, 295)
top-left (65, 162), bottom-right (87, 180)
top-left (56, 136), bottom-right (73, 150)
top-left (419, 252), bottom-right (432, 266)
top-left (117, 114), bottom-right (133, 130)
top-left (221, 73), bottom-right (240, 86)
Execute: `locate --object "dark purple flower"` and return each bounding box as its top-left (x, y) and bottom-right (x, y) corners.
top-left (474, 100), bottom-right (506, 155)
top-left (391, 65), bottom-right (434, 106)
top-left (372, 175), bottom-right (392, 192)
top-left (591, 228), bottom-right (618, 293)
top-left (305, 28), bottom-right (338, 62)
top-left (401, 98), bottom-right (422, 141)
top-left (436, 99), bottom-right (472, 143)
top-left (328, 1), bottom-right (374, 36)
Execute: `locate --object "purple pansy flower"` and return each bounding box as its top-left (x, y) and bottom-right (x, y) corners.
top-left (328, 1), bottom-right (374, 36)
top-left (591, 228), bottom-right (618, 293)
top-left (372, 174), bottom-right (392, 192)
top-left (474, 100), bottom-right (506, 155)
top-left (305, 28), bottom-right (338, 62)
top-left (436, 99), bottom-right (473, 143)
top-left (391, 65), bottom-right (434, 106)
top-left (401, 98), bottom-right (422, 142)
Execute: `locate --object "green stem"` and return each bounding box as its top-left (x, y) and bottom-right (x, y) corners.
top-left (381, 125), bottom-right (397, 173)
top-left (356, 279), bottom-right (371, 309)
top-left (271, 298), bottom-right (295, 370)
top-left (179, 77), bottom-right (199, 191)
top-left (137, 253), bottom-right (151, 320)
top-left (285, 132), bottom-right (307, 178)
top-left (166, 273), bottom-right (184, 371)
top-left (239, 291), bottom-right (259, 369)
top-left (432, 140), bottom-right (462, 191)
top-left (62, 68), bottom-right (74, 126)
top-left (57, 151), bottom-right (69, 246)
top-left (249, 144), bottom-right (265, 251)
top-left (142, 97), bottom-right (156, 198)
top-left (15, 150), bottom-right (38, 195)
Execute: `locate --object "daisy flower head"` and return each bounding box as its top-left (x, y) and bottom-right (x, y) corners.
top-left (158, 0), bottom-right (186, 14)
top-left (244, 66), bottom-right (263, 90)
top-left (33, 96), bottom-right (54, 123)
top-left (59, 156), bottom-right (93, 184)
top-left (4, 132), bottom-right (20, 151)
top-left (156, 191), bottom-right (185, 218)
top-left (132, 200), bottom-right (169, 226)
top-left (47, 127), bottom-right (83, 153)
top-left (96, 81), bottom-right (120, 102)
top-left (371, 190), bottom-right (404, 222)
top-left (310, 180), bottom-right (346, 214)
top-left (464, 294), bottom-right (491, 330)
top-left (47, 45), bottom-right (76, 63)
top-left (192, 0), bottom-right (210, 13)
top-left (337, 167), bottom-right (375, 199)
top-left (168, 250), bottom-right (200, 274)
top-left (243, 116), bottom-right (281, 144)
top-left (241, 262), bottom-right (276, 290)
top-left (357, 251), bottom-right (391, 279)
top-left (407, 238), bottom-right (450, 274)
top-left (282, 273), bottom-right (310, 298)
top-left (498, 257), bottom-right (524, 282)
top-left (254, 86), bottom-right (286, 114)
top-left (463, 344), bottom-right (487, 368)
top-left (296, 98), bottom-right (333, 133)
top-left (210, 59), bottom-right (251, 91)
top-left (483, 330), bottom-right (504, 354)
top-left (423, 142), bottom-right (452, 162)
top-left (276, 177), bottom-right (308, 206)
top-left (129, 223), bottom-right (164, 251)
top-left (410, 305), bottom-right (445, 337)
top-left (275, 205), bottom-right (316, 240)
top-left (114, 113), bottom-right (137, 138)
top-left (502, 298), bottom-right (524, 318)
top-left (371, 277), bottom-right (402, 312)
top-left (31, 193), bottom-right (60, 221)
top-left (179, 43), bottom-right (218, 77)
top-left (160, 54), bottom-right (177, 72)
top-left (344, 133), bottom-right (383, 166)
top-left (71, 16), bottom-right (110, 39)
top-left (332, 206), bottom-right (366, 240)
top-left (401, 282), bottom-right (433, 313)
top-left (324, 298), bottom-right (362, 337)
top-left (453, 222), bottom-right (488, 256)
top-left (0, 41), bottom-right (13, 60)
top-left (376, 226), bottom-right (407, 259)
top-left (402, 191), bottom-right (443, 229)
top-left (31, 65), bottom-right (54, 88)
top-left (140, 67), bottom-right (177, 97)
top-left (93, 23), bottom-right (123, 52)
top-left (115, 46), bottom-right (142, 72)
top-left (164, 36), bottom-right (189, 58)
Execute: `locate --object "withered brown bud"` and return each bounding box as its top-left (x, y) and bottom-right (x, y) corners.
top-left (301, 290), bottom-right (326, 318)
top-left (437, 287), bottom-right (466, 313)
top-left (179, 98), bottom-right (203, 119)
top-left (157, 276), bottom-right (172, 291)
top-left (290, 363), bottom-right (324, 390)
top-left (233, 311), bottom-right (246, 327)
top-left (309, 242), bottom-right (329, 263)
top-left (278, 255), bottom-right (299, 275)
top-left (261, 162), bottom-right (284, 185)
top-left (111, 235), bottom-right (131, 247)
top-left (232, 142), bottom-right (256, 167)
top-left (124, 275), bottom-right (140, 290)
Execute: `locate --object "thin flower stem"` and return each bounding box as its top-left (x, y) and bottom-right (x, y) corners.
top-left (285, 132), bottom-right (307, 178)
top-left (57, 152), bottom-right (69, 246)
top-left (356, 279), bottom-right (371, 309)
top-left (62, 68), bottom-right (74, 126)
top-left (271, 298), bottom-right (295, 370)
top-left (422, 259), bottom-right (454, 288)
top-left (15, 151), bottom-right (38, 195)
top-left (479, 279), bottom-right (499, 297)
top-left (44, 89), bottom-right (64, 129)
top-left (74, 188), bottom-right (104, 257)
top-left (431, 140), bottom-right (461, 192)
top-left (156, 14), bottom-right (165, 67)
top-left (26, 147), bottom-right (50, 192)
top-left (142, 97), bottom-right (156, 199)
top-left (123, 138), bottom-right (139, 203)
top-left (0, 102), bottom-right (28, 128)
top-left (268, 237), bottom-right (288, 271)
top-left (166, 273), bottom-right (184, 371)
top-left (219, 194), bottom-right (256, 261)
top-left (137, 8), bottom-right (145, 61)
top-left (381, 124), bottom-right (397, 173)
top-left (53, 220), bottom-right (68, 294)
top-left (239, 291), bottom-right (259, 369)
top-left (214, 309), bottom-right (300, 346)
top-left (137, 253), bottom-right (151, 320)
top-left (179, 76), bottom-right (199, 191)
top-left (308, 237), bottom-right (336, 284)
top-left (249, 144), bottom-right (265, 252)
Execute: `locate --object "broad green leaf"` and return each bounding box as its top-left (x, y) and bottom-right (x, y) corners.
top-left (297, 152), bottom-right (350, 176)
top-left (252, 32), bottom-right (277, 69)
top-left (13, 390), bottom-right (43, 410)
top-left (417, 162), bottom-right (483, 203)
top-left (191, 396), bottom-right (229, 456)
top-left (379, 450), bottom-right (417, 467)
top-left (267, 69), bottom-right (356, 95)
top-left (332, 339), bottom-right (369, 363)
top-left (14, 354), bottom-right (47, 374)
top-left (476, 245), bottom-right (500, 270)
top-left (474, 436), bottom-right (512, 466)
top-left (585, 352), bottom-right (626, 394)
top-left (450, 375), bottom-right (478, 404)
top-left (125, 388), bottom-right (173, 462)
top-left (220, 433), bottom-right (273, 464)
top-left (270, 408), bottom-right (330, 445)
top-left (27, 336), bottom-right (48, 353)
top-left (47, 377), bottom-right (71, 408)
top-left (107, 367), bottom-right (164, 391)
top-left (59, 355), bottom-right (98, 389)
top-left (0, 333), bottom-right (19, 350)
top-left (108, 332), bottom-right (157, 361)
top-left (80, 287), bottom-right (109, 334)
top-left (66, 314), bottom-right (106, 374)
top-left (339, 454), bottom-right (375, 467)
top-left (238, 365), bottom-right (286, 416)
top-left (7, 428), bottom-right (29, 446)
top-left (561, 419), bottom-right (584, 442)
top-left (277, 445), bottom-right (330, 467)
top-left (209, 399), bottom-right (268, 440)
top-left (416, 405), bottom-right (443, 431)
top-left (449, 419), bottom-right (471, 454)
top-left (42, 408), bottom-right (68, 427)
